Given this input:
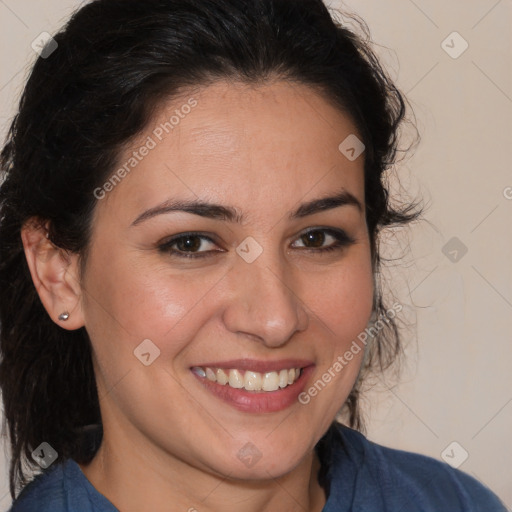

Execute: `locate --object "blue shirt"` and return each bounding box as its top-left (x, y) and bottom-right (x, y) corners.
top-left (8, 423), bottom-right (507, 511)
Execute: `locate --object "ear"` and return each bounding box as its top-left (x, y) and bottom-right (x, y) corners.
top-left (20, 218), bottom-right (85, 330)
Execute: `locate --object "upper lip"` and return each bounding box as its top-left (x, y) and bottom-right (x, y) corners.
top-left (191, 358), bottom-right (314, 373)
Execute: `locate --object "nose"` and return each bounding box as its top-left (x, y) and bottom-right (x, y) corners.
top-left (221, 249), bottom-right (309, 348)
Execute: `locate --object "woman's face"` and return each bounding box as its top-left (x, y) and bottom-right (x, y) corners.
top-left (80, 80), bottom-right (374, 479)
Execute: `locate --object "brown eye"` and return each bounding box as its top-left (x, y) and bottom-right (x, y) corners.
top-left (292, 228), bottom-right (355, 253)
top-left (301, 230), bottom-right (326, 248)
top-left (158, 233), bottom-right (220, 259)
top-left (175, 235), bottom-right (203, 252)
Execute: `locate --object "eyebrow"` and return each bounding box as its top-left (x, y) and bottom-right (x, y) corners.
top-left (130, 188), bottom-right (362, 227)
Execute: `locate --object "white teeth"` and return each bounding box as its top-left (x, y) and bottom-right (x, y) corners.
top-left (195, 366), bottom-right (302, 392)
top-left (192, 367), bottom-right (206, 378)
top-left (262, 372), bottom-right (279, 391)
top-left (279, 369), bottom-right (288, 388)
top-left (216, 368), bottom-right (228, 385)
top-left (244, 371), bottom-right (262, 391)
top-left (228, 369), bottom-right (244, 388)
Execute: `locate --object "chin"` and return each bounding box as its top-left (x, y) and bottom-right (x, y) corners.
top-left (212, 431), bottom-right (316, 480)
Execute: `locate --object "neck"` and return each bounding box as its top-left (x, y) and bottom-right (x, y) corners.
top-left (79, 422), bottom-right (327, 512)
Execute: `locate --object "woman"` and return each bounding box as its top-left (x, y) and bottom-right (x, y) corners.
top-left (0, 0), bottom-right (506, 510)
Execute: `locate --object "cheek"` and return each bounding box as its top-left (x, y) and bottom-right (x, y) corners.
top-left (303, 254), bottom-right (374, 337)
top-left (83, 248), bottom-right (227, 363)
top-left (291, 254), bottom-right (374, 438)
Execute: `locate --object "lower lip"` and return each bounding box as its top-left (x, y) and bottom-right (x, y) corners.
top-left (192, 366), bottom-right (315, 413)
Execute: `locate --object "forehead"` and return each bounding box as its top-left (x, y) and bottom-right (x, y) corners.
top-left (96, 80), bottom-right (366, 222)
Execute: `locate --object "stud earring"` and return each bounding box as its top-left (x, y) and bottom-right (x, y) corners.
top-left (58, 312), bottom-right (70, 321)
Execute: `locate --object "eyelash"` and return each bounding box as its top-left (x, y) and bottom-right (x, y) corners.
top-left (157, 228), bottom-right (356, 259)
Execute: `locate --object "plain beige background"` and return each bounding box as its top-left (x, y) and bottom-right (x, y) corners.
top-left (0, 0), bottom-right (511, 510)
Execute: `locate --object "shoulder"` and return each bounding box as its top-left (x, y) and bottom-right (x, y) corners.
top-left (7, 458), bottom-right (117, 512)
top-left (325, 423), bottom-right (507, 512)
top-left (8, 461), bottom-right (68, 511)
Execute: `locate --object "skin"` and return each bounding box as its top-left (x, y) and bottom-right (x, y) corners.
top-left (21, 80), bottom-right (374, 512)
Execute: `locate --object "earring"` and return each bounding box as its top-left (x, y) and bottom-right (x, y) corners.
top-left (58, 312), bottom-right (70, 321)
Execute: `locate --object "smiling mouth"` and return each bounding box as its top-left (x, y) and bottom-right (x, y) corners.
top-left (191, 366), bottom-right (303, 392)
